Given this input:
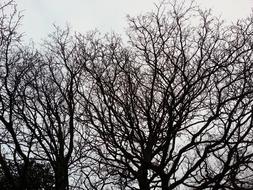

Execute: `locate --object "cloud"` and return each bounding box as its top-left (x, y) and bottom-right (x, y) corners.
top-left (17, 0), bottom-right (253, 42)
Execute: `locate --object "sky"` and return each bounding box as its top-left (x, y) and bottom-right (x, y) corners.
top-left (16, 0), bottom-right (253, 43)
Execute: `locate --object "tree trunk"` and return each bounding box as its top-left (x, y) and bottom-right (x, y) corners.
top-left (161, 175), bottom-right (169, 190)
top-left (55, 160), bottom-right (69, 190)
top-left (137, 168), bottom-right (149, 190)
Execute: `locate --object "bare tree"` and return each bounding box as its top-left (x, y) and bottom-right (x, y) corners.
top-left (80, 1), bottom-right (253, 189)
top-left (16, 27), bottom-right (89, 190)
top-left (0, 1), bottom-right (41, 189)
top-left (2, 1), bottom-right (253, 190)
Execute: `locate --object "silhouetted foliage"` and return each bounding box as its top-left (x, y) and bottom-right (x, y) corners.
top-left (0, 160), bottom-right (54, 190)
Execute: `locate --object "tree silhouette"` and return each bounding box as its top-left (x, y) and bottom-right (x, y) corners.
top-left (0, 160), bottom-right (54, 190)
top-left (81, 1), bottom-right (253, 189)
top-left (16, 27), bottom-right (89, 190)
top-left (2, 0), bottom-right (253, 189)
top-left (0, 1), bottom-right (39, 189)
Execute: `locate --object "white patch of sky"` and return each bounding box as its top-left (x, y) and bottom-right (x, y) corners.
top-left (16, 0), bottom-right (253, 43)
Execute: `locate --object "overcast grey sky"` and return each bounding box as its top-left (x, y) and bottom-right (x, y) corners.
top-left (17, 0), bottom-right (253, 42)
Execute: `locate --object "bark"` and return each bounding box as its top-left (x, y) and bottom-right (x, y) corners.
top-left (137, 167), bottom-right (149, 190)
top-left (55, 160), bottom-right (69, 190)
top-left (161, 175), bottom-right (169, 190)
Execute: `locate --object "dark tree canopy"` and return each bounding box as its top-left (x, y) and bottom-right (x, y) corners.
top-left (0, 160), bottom-right (54, 190)
top-left (1, 0), bottom-right (253, 190)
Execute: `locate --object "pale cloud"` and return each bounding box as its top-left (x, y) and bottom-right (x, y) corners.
top-left (16, 0), bottom-right (253, 42)
top-left (198, 0), bottom-right (253, 21)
